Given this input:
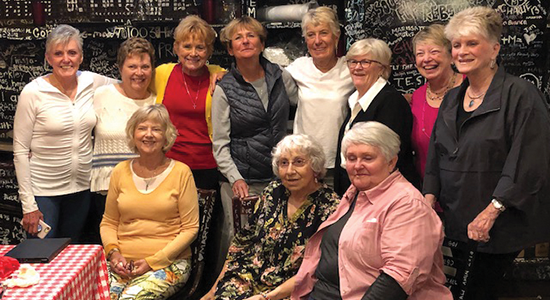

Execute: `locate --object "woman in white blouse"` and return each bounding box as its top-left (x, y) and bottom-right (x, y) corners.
top-left (286, 6), bottom-right (355, 187)
top-left (13, 24), bottom-right (115, 241)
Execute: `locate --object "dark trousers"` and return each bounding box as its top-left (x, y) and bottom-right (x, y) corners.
top-left (464, 251), bottom-right (520, 300)
top-left (35, 190), bottom-right (91, 242)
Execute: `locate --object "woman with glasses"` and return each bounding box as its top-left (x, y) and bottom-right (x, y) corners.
top-left (201, 134), bottom-right (339, 300)
top-left (212, 16), bottom-right (297, 272)
top-left (286, 7), bottom-right (354, 187)
top-left (334, 39), bottom-right (419, 196)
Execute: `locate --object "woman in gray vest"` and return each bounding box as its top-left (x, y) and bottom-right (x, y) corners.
top-left (211, 16), bottom-right (297, 274)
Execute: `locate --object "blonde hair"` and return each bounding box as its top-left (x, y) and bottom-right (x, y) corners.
top-left (346, 38), bottom-right (392, 80)
top-left (301, 6), bottom-right (340, 39)
top-left (174, 15), bottom-right (217, 57)
top-left (412, 24), bottom-right (451, 54)
top-left (445, 6), bottom-right (502, 44)
top-left (219, 16), bottom-right (267, 50)
top-left (126, 104), bottom-right (177, 153)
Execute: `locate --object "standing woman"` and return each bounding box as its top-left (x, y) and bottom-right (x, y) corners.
top-left (286, 6), bottom-right (354, 186)
top-left (212, 16), bottom-right (297, 270)
top-left (410, 24), bottom-right (462, 180)
top-left (13, 24), bottom-right (116, 240)
top-left (155, 15), bottom-right (224, 191)
top-left (333, 38), bottom-right (419, 196)
top-left (424, 7), bottom-right (550, 299)
top-left (89, 37), bottom-right (156, 243)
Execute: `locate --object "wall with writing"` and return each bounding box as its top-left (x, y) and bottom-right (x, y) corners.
top-left (344, 0), bottom-right (550, 97)
top-left (0, 23), bottom-right (236, 147)
top-left (0, 0), bottom-right (200, 26)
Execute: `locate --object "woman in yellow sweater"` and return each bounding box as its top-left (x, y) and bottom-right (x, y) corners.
top-left (100, 104), bottom-right (199, 300)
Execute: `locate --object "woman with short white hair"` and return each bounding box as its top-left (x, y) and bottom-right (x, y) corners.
top-left (293, 121), bottom-right (451, 300)
top-left (424, 6), bottom-right (550, 299)
top-left (333, 38), bottom-right (419, 196)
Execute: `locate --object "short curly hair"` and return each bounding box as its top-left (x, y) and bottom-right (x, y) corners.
top-left (445, 6), bottom-right (503, 44)
top-left (271, 134), bottom-right (327, 180)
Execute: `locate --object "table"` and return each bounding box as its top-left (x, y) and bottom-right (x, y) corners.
top-left (0, 244), bottom-right (110, 300)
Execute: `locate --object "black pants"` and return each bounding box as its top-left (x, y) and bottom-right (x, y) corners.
top-left (465, 251), bottom-right (520, 300)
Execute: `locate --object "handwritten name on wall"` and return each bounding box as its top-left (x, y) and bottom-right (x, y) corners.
top-left (345, 0), bottom-right (550, 95)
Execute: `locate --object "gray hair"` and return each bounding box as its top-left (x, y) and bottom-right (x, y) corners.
top-left (445, 6), bottom-right (502, 44)
top-left (126, 104), bottom-right (177, 153)
top-left (346, 38), bottom-right (392, 80)
top-left (46, 24), bottom-right (83, 54)
top-left (301, 6), bottom-right (340, 39)
top-left (342, 122), bottom-right (400, 162)
top-left (272, 134), bottom-right (326, 179)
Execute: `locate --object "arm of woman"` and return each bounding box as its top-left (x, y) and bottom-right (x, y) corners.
top-left (211, 85), bottom-right (248, 196)
top-left (144, 166), bottom-right (199, 270)
top-left (281, 68), bottom-right (298, 106)
top-left (245, 276), bottom-right (296, 300)
top-left (376, 196), bottom-right (443, 297)
top-left (13, 87), bottom-right (42, 234)
top-left (469, 84), bottom-right (550, 240)
top-left (423, 116), bottom-right (441, 199)
top-left (91, 72), bottom-right (119, 88)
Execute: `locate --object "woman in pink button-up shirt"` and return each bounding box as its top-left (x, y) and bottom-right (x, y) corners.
top-left (292, 122), bottom-right (451, 300)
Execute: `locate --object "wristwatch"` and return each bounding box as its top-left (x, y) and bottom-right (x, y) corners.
top-left (491, 199), bottom-right (506, 212)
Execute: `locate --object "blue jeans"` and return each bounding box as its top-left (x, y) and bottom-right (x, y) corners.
top-left (35, 190), bottom-right (91, 242)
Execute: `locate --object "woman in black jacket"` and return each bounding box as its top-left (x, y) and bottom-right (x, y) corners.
top-left (423, 6), bottom-right (550, 300)
top-left (334, 38), bottom-right (419, 196)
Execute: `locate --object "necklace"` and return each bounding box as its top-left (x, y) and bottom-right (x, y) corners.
top-left (143, 176), bottom-right (158, 191)
top-left (467, 89), bottom-right (486, 108)
top-left (133, 158), bottom-right (168, 191)
top-left (182, 71), bottom-right (203, 110)
top-left (426, 72), bottom-right (456, 101)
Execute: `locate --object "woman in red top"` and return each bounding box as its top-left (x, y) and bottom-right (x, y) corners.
top-left (154, 15), bottom-right (224, 190)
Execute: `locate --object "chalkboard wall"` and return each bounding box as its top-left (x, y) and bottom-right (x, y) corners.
top-left (344, 0), bottom-right (550, 97)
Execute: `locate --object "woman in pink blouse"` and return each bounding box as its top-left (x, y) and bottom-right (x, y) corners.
top-left (410, 24), bottom-right (462, 180)
top-left (292, 122), bottom-right (451, 300)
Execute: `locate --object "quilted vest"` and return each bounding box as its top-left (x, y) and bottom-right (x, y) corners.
top-left (217, 57), bottom-right (289, 183)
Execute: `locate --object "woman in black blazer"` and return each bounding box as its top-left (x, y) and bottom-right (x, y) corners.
top-left (334, 38), bottom-right (419, 195)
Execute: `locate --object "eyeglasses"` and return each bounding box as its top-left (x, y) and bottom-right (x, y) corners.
top-left (278, 158), bottom-right (308, 168)
top-left (347, 59), bottom-right (381, 69)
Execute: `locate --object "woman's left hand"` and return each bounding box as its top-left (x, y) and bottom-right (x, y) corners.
top-left (209, 71), bottom-right (227, 95)
top-left (467, 203), bottom-right (501, 242)
top-left (130, 259), bottom-right (152, 277)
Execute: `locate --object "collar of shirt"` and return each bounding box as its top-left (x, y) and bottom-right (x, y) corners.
top-left (347, 77), bottom-right (388, 112)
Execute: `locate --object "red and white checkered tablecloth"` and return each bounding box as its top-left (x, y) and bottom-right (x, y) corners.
top-left (0, 244), bottom-right (110, 300)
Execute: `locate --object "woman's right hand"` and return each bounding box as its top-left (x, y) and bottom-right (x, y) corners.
top-left (22, 210), bottom-right (43, 235)
top-left (424, 194), bottom-right (437, 209)
top-left (109, 252), bottom-right (131, 277)
top-left (232, 179), bottom-right (249, 198)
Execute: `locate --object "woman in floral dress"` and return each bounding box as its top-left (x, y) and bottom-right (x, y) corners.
top-left (201, 134), bottom-right (340, 300)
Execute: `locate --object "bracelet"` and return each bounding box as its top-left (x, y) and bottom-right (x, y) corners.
top-left (107, 248), bottom-right (120, 260)
top-left (260, 292), bottom-right (270, 300)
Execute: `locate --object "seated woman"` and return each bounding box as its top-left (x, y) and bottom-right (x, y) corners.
top-left (201, 134), bottom-right (340, 300)
top-left (100, 104), bottom-right (199, 300)
top-left (293, 122), bottom-right (451, 300)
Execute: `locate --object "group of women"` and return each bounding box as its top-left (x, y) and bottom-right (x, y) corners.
top-left (12, 4), bottom-right (550, 300)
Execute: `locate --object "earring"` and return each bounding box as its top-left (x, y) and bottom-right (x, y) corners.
top-left (314, 177), bottom-right (319, 184)
top-left (490, 58), bottom-right (496, 69)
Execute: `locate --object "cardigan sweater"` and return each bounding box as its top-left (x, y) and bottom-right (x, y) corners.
top-left (100, 160), bottom-right (199, 270)
top-left (155, 63), bottom-right (224, 140)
